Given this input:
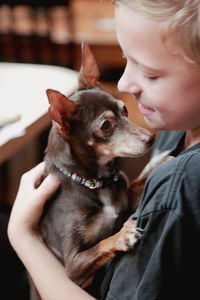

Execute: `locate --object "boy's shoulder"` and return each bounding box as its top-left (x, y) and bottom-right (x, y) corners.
top-left (150, 147), bottom-right (200, 192)
top-left (154, 130), bottom-right (184, 151)
top-left (140, 130), bottom-right (186, 177)
top-left (138, 132), bottom-right (200, 217)
top-left (152, 130), bottom-right (200, 173)
top-left (149, 137), bottom-right (200, 189)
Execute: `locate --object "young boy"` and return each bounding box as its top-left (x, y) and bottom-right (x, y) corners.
top-left (8, 0), bottom-right (200, 299)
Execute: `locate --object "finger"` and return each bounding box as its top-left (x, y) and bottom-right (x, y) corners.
top-left (24, 162), bottom-right (46, 183)
top-left (36, 173), bottom-right (61, 202)
top-left (27, 161), bottom-right (46, 178)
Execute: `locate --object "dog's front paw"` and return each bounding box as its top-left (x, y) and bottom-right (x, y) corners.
top-left (115, 219), bottom-right (144, 251)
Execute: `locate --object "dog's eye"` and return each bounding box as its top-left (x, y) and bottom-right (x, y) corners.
top-left (122, 106), bottom-right (128, 117)
top-left (101, 120), bottom-right (112, 133)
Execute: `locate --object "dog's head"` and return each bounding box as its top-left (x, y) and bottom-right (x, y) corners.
top-left (46, 43), bottom-right (154, 167)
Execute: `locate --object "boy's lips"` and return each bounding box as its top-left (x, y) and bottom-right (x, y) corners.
top-left (138, 103), bottom-right (155, 116)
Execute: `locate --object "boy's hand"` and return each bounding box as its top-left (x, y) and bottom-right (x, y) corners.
top-left (8, 162), bottom-right (61, 242)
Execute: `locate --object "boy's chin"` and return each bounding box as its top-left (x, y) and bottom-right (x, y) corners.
top-left (144, 118), bottom-right (166, 132)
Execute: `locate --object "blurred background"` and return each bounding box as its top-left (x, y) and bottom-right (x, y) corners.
top-left (0, 0), bottom-right (124, 77)
top-left (0, 1), bottom-right (150, 298)
top-left (0, 0), bottom-right (148, 209)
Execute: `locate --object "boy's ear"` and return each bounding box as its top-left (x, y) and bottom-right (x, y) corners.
top-left (46, 89), bottom-right (77, 135)
top-left (78, 42), bottom-right (102, 90)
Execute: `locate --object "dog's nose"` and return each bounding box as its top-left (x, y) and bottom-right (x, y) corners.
top-left (141, 131), bottom-right (155, 147)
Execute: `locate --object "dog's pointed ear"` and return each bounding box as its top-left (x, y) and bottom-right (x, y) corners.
top-left (78, 42), bottom-right (101, 90)
top-left (46, 89), bottom-right (77, 134)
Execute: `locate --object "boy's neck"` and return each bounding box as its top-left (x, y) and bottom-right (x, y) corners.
top-left (183, 129), bottom-right (200, 150)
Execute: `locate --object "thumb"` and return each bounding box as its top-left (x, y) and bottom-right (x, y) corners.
top-left (36, 173), bottom-right (61, 203)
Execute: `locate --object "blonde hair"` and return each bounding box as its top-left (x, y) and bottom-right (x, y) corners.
top-left (113, 0), bottom-right (200, 67)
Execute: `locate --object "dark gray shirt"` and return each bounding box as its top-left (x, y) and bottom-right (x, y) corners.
top-left (100, 131), bottom-right (200, 300)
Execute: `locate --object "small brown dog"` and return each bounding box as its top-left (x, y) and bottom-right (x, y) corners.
top-left (30, 43), bottom-right (154, 299)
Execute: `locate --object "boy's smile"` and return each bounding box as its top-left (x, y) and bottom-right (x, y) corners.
top-left (138, 103), bottom-right (155, 117)
top-left (115, 4), bottom-right (200, 137)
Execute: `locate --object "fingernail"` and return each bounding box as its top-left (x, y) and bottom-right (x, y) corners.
top-left (136, 227), bottom-right (145, 233)
top-left (134, 233), bottom-right (142, 239)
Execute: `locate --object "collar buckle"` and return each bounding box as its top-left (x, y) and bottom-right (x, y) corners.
top-left (86, 179), bottom-right (101, 189)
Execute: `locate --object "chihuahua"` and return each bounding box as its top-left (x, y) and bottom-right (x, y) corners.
top-left (30, 43), bottom-right (154, 299)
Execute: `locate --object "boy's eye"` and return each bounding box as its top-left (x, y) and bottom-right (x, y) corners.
top-left (101, 120), bottom-right (112, 133)
top-left (148, 76), bottom-right (158, 80)
top-left (144, 74), bottom-right (159, 80)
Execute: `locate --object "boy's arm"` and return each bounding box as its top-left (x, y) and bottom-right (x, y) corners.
top-left (7, 162), bottom-right (95, 300)
top-left (12, 233), bottom-right (95, 300)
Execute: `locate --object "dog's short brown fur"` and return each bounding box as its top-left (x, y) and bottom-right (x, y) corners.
top-left (30, 43), bottom-right (154, 299)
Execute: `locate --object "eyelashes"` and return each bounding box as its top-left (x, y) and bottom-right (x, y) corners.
top-left (143, 74), bottom-right (159, 80)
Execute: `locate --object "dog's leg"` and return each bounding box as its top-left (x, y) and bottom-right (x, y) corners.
top-left (66, 219), bottom-right (142, 288)
top-left (128, 175), bottom-right (149, 212)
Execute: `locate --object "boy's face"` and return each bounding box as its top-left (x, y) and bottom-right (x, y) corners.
top-left (115, 4), bottom-right (200, 131)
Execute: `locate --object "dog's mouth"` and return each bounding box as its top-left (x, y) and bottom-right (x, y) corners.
top-left (142, 132), bottom-right (155, 148)
top-left (140, 130), bottom-right (155, 149)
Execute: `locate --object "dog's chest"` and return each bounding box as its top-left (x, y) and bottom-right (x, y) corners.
top-left (41, 180), bottom-right (128, 252)
top-left (99, 189), bottom-right (119, 218)
top-left (95, 190), bottom-right (119, 226)
top-left (83, 188), bottom-right (127, 242)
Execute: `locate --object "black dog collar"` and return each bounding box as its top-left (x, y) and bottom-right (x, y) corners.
top-left (55, 164), bottom-right (121, 190)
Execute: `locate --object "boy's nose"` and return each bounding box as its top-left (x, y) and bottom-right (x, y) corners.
top-left (118, 71), bottom-right (142, 98)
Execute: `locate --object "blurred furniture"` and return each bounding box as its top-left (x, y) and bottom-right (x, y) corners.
top-left (70, 0), bottom-right (125, 73)
top-left (0, 3), bottom-right (72, 66)
top-left (0, 1), bottom-right (125, 72)
top-left (0, 1), bottom-right (150, 207)
top-left (0, 62), bottom-right (78, 206)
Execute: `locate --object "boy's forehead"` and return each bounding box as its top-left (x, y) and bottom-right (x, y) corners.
top-left (115, 4), bottom-right (199, 76)
top-left (115, 4), bottom-right (162, 43)
top-left (115, 6), bottom-right (171, 64)
top-left (115, 1), bottom-right (200, 70)
top-left (115, 3), bottom-right (164, 33)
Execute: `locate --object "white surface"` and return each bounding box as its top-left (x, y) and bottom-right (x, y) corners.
top-left (0, 63), bottom-right (78, 146)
